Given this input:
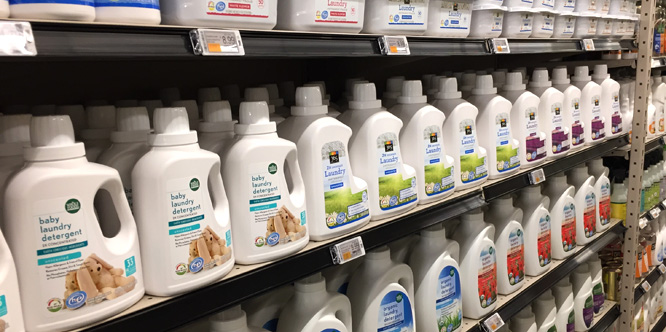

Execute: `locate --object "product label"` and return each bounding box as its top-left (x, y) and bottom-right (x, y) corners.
top-left (584, 192), bottom-right (597, 238)
top-left (612, 91), bottom-right (622, 134)
top-left (600, 19), bottom-right (612, 34)
top-left (562, 17), bottom-right (575, 34)
top-left (492, 12), bottom-right (504, 32)
top-left (322, 330), bottom-right (340, 332)
top-left (478, 246), bottom-right (497, 309)
top-left (520, 14), bottom-right (533, 33)
top-left (539, 14), bottom-right (554, 31)
top-left (583, 296), bottom-right (594, 327)
top-left (538, 0), bottom-right (554, 7)
top-left (436, 266), bottom-right (463, 332)
top-left (388, 0), bottom-right (426, 26)
top-left (564, 0), bottom-right (575, 8)
top-left (94, 0), bottom-right (158, 8)
top-left (588, 0), bottom-right (596, 11)
top-left (423, 126), bottom-right (455, 196)
top-left (658, 104), bottom-right (665, 133)
top-left (377, 290), bottom-right (414, 332)
top-left (568, 310), bottom-right (575, 332)
top-left (249, 162), bottom-right (307, 250)
top-left (591, 95), bottom-right (605, 140)
top-left (525, 107), bottom-right (547, 162)
top-left (588, 18), bottom-right (598, 34)
top-left (495, 113), bottom-right (520, 173)
top-left (599, 181), bottom-right (611, 226)
top-left (438, 2), bottom-right (471, 31)
top-left (592, 283), bottom-right (604, 314)
top-left (571, 98), bottom-right (585, 145)
top-left (551, 103), bottom-right (570, 154)
top-left (377, 133), bottom-right (417, 210)
top-left (8, 0), bottom-right (93, 5)
top-left (33, 197), bottom-right (138, 315)
top-left (322, 141), bottom-right (370, 229)
top-left (0, 294), bottom-right (6, 330)
top-left (600, 0), bottom-right (610, 11)
top-left (538, 213), bottom-right (552, 267)
top-left (459, 120), bottom-right (488, 183)
top-left (206, 0), bottom-right (271, 19)
top-left (314, 0), bottom-right (361, 24)
top-left (616, 20), bottom-right (626, 34)
top-left (562, 203), bottom-right (577, 251)
top-left (506, 228), bottom-right (525, 285)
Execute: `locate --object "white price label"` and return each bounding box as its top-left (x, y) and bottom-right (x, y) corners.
top-left (650, 208), bottom-right (661, 219)
top-left (642, 281), bottom-right (651, 292)
top-left (653, 59), bottom-right (662, 68)
top-left (378, 36), bottom-right (410, 55)
top-left (659, 264), bottom-right (666, 274)
top-left (491, 38), bottom-right (510, 54)
top-left (0, 21), bottom-right (36, 56)
top-left (528, 168), bottom-right (546, 185)
top-left (661, 199), bottom-right (666, 209)
top-left (330, 236), bottom-right (365, 264)
top-left (639, 217), bottom-right (649, 229)
top-left (190, 29), bottom-right (244, 56)
top-left (482, 312), bottom-right (505, 332)
top-left (582, 39), bottom-right (595, 51)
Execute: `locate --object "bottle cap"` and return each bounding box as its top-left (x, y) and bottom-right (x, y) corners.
top-left (138, 99), bottom-right (164, 124)
top-left (198, 87), bottom-right (222, 105)
top-left (551, 66), bottom-right (570, 85)
top-left (492, 71), bottom-right (507, 89)
top-left (30, 115), bottom-right (76, 147)
top-left (154, 107), bottom-right (190, 135)
top-left (294, 272), bottom-right (326, 292)
top-left (0, 114), bottom-right (31, 145)
top-left (366, 245), bottom-right (391, 260)
top-left (115, 99), bottom-right (139, 108)
top-left (291, 86), bottom-right (328, 116)
top-left (435, 77), bottom-right (463, 99)
top-left (349, 83), bottom-right (383, 110)
top-left (528, 68), bottom-right (552, 88)
top-left (384, 76), bottom-right (406, 99)
top-left (116, 107), bottom-right (150, 132)
top-left (203, 101), bottom-right (234, 123)
top-left (262, 83), bottom-right (285, 107)
top-left (171, 100), bottom-right (200, 130)
top-left (472, 75), bottom-right (498, 95)
top-left (515, 67), bottom-right (528, 83)
top-left (503, 72), bottom-right (527, 91)
top-left (397, 80), bottom-right (428, 104)
top-left (56, 105), bottom-right (86, 137)
top-left (160, 87), bottom-right (180, 106)
top-left (461, 73), bottom-right (477, 90)
top-left (234, 101), bottom-right (277, 135)
top-left (245, 87), bottom-right (276, 114)
top-left (306, 81), bottom-right (331, 100)
top-left (209, 306), bottom-right (248, 332)
top-left (592, 64), bottom-right (610, 81)
top-left (344, 78), bottom-right (365, 99)
top-left (571, 66), bottom-right (592, 82)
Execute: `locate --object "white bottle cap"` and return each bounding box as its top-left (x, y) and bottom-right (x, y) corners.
top-left (461, 209), bottom-right (484, 222)
top-left (30, 116), bottom-right (76, 148)
top-left (571, 66), bottom-right (592, 82)
top-left (515, 67), bottom-right (528, 84)
top-left (171, 100), bottom-right (200, 130)
top-left (262, 83), bottom-right (285, 107)
top-left (427, 75), bottom-right (444, 96)
top-left (235, 101), bottom-right (277, 135)
top-left (349, 83), bottom-right (383, 110)
top-left (492, 71), bottom-right (507, 89)
top-left (385, 76), bottom-right (406, 99)
top-left (31, 104), bottom-right (56, 116)
top-left (203, 101), bottom-right (234, 123)
top-left (115, 99), bottom-right (139, 108)
top-left (0, 114), bottom-right (31, 145)
top-left (528, 68), bottom-right (552, 88)
top-left (461, 73), bottom-right (477, 89)
top-left (85, 105), bottom-right (116, 129)
top-left (221, 84), bottom-right (243, 107)
top-left (291, 86), bottom-right (328, 116)
top-left (153, 107), bottom-right (190, 135)
top-left (435, 77), bottom-right (462, 100)
top-left (198, 87), bottom-right (222, 105)
top-left (209, 305), bottom-right (248, 332)
top-left (397, 80), bottom-right (428, 104)
top-left (472, 75), bottom-right (498, 95)
top-left (295, 272), bottom-right (326, 292)
top-left (160, 87), bottom-right (181, 106)
top-left (304, 82), bottom-right (331, 105)
top-left (345, 78), bottom-right (365, 98)
top-left (421, 223), bottom-right (446, 238)
top-left (56, 105), bottom-right (86, 137)
top-left (551, 66), bottom-right (570, 85)
top-left (116, 107), bottom-right (150, 132)
top-left (592, 64), bottom-right (610, 80)
top-left (138, 99), bottom-right (164, 124)
top-left (245, 87), bottom-right (276, 114)
top-left (503, 72), bottom-right (527, 91)
top-left (422, 74), bottom-right (435, 91)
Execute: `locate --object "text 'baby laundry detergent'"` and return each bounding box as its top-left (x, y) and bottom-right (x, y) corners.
top-left (542, 173), bottom-right (578, 259)
top-left (278, 86), bottom-right (370, 241)
top-left (552, 66), bottom-right (584, 151)
top-left (528, 68), bottom-right (570, 160)
top-left (390, 80), bottom-right (456, 204)
top-left (132, 107), bottom-right (233, 296)
top-left (223, 101), bottom-right (308, 264)
top-left (337, 82), bottom-right (418, 221)
top-left (571, 66), bottom-right (605, 144)
top-left (568, 165), bottom-right (598, 245)
top-left (4, 115), bottom-right (144, 331)
top-left (487, 195), bottom-right (525, 295)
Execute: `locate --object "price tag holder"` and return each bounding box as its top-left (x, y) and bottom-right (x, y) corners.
top-left (639, 217), bottom-right (649, 229)
top-left (490, 38), bottom-right (510, 54)
top-left (330, 236), bottom-right (365, 265)
top-left (642, 281), bottom-right (651, 292)
top-left (581, 39), bottom-right (595, 51)
top-left (378, 36), bottom-right (410, 55)
top-left (0, 21), bottom-right (36, 56)
top-left (650, 207), bottom-right (661, 220)
top-left (528, 168), bottom-right (546, 185)
top-left (482, 312), bottom-right (505, 332)
top-left (660, 199), bottom-right (666, 210)
top-left (190, 29), bottom-right (244, 56)
top-left (659, 264), bottom-right (666, 274)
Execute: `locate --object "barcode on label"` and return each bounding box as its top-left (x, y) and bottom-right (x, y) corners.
top-left (330, 236), bottom-right (365, 264)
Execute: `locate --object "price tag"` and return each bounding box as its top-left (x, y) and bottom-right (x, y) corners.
top-left (0, 21), bottom-right (36, 56)
top-left (642, 281), bottom-right (651, 292)
top-left (659, 264), bottom-right (666, 274)
top-left (653, 59), bottom-right (662, 68)
top-left (528, 168), bottom-right (546, 185)
top-left (491, 38), bottom-right (510, 54)
top-left (660, 199), bottom-right (666, 210)
top-left (330, 236), bottom-right (365, 264)
top-left (639, 217), bottom-right (649, 229)
top-left (581, 39), bottom-right (595, 51)
top-left (378, 36), bottom-right (410, 55)
top-left (190, 29), bottom-right (244, 56)
top-left (482, 312), bottom-right (505, 332)
top-left (650, 208), bottom-right (661, 219)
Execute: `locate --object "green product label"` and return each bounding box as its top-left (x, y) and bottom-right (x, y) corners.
top-left (458, 119), bottom-right (488, 183)
top-left (377, 132), bottom-right (417, 210)
top-left (547, 326), bottom-right (558, 332)
top-left (423, 126), bottom-right (455, 196)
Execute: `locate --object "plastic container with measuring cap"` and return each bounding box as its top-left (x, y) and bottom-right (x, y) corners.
top-left (426, 0), bottom-right (473, 38)
top-left (572, 13), bottom-right (599, 38)
top-left (531, 9), bottom-right (556, 38)
top-left (276, 0), bottom-right (366, 33)
top-left (553, 12), bottom-right (577, 38)
top-left (469, 4), bottom-right (507, 38)
top-left (160, 0), bottom-right (278, 30)
top-left (502, 7), bottom-right (537, 38)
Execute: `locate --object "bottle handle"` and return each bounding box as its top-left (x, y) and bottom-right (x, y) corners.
top-left (99, 174), bottom-right (138, 253)
top-left (329, 293), bottom-right (353, 331)
top-left (208, 159), bottom-right (230, 229)
top-left (446, 240), bottom-right (460, 264)
top-left (285, 148), bottom-right (306, 208)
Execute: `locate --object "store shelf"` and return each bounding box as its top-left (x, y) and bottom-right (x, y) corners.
top-left (589, 301), bottom-right (620, 332)
top-left (646, 135), bottom-right (665, 153)
top-left (505, 38), bottom-right (633, 54)
top-left (462, 220), bottom-right (625, 332)
top-left (653, 56), bottom-right (666, 68)
top-left (634, 263), bottom-right (664, 304)
top-left (650, 313), bottom-right (666, 332)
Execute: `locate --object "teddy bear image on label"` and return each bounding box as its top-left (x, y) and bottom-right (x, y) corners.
top-left (265, 206), bottom-right (306, 246)
top-left (63, 254), bottom-right (137, 309)
top-left (186, 226), bottom-right (232, 273)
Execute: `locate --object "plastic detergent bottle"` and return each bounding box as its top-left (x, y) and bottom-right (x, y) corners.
top-left (383, 76), bottom-right (406, 109)
top-left (552, 277), bottom-right (576, 332)
top-left (653, 77), bottom-right (666, 135)
top-left (243, 285), bottom-right (294, 331)
top-left (467, 75), bottom-right (521, 179)
top-left (552, 66), bottom-right (584, 151)
top-left (276, 273), bottom-right (352, 332)
top-left (276, 0), bottom-right (366, 33)
top-left (389, 234), bottom-right (419, 264)
top-left (610, 171), bottom-right (628, 221)
top-left (160, 0), bottom-right (277, 29)
top-left (56, 105), bottom-right (86, 139)
top-left (515, 185), bottom-right (552, 276)
top-left (197, 87), bottom-right (222, 108)
top-left (648, 94), bottom-right (658, 138)
top-left (337, 82), bottom-right (418, 221)
top-left (568, 165), bottom-right (598, 245)
top-left (0, 0), bottom-right (7, 18)
top-left (571, 264), bottom-right (594, 331)
top-left (542, 173), bottom-right (577, 259)
top-left (528, 68), bottom-right (570, 160)
top-left (431, 77), bottom-right (488, 190)
top-left (533, 290), bottom-right (557, 332)
top-left (262, 84), bottom-right (290, 118)
top-left (9, 0), bottom-right (95, 21)
top-left (510, 305), bottom-right (537, 332)
top-left (587, 253), bottom-right (605, 315)
top-left (571, 66), bottom-right (605, 144)
top-left (4, 115), bottom-right (144, 331)
top-left (322, 259), bottom-right (363, 295)
top-left (408, 224), bottom-right (463, 332)
top-left (209, 306), bottom-right (269, 332)
top-left (94, 0), bottom-right (160, 24)
top-left (0, 114), bottom-right (31, 230)
top-left (277, 86), bottom-right (370, 241)
top-left (426, 0), bottom-right (472, 37)
top-left (171, 100), bottom-right (200, 131)
top-left (460, 73), bottom-right (477, 99)
top-left (0, 226), bottom-right (24, 332)
top-left (592, 65), bottom-right (623, 137)
top-left (487, 196), bottom-right (525, 295)
top-left (347, 246), bottom-right (416, 332)
top-left (132, 107), bottom-right (233, 296)
top-left (303, 82), bottom-right (340, 117)
top-left (588, 158), bottom-right (612, 232)
top-left (245, 88), bottom-right (286, 125)
top-left (452, 210), bottom-right (498, 319)
top-left (390, 80), bottom-right (456, 204)
top-left (198, 101), bottom-right (237, 155)
top-left (81, 105), bottom-right (116, 162)
top-left (501, 71), bottom-right (547, 167)
top-left (363, 0), bottom-right (429, 35)
top-left (222, 102), bottom-right (308, 264)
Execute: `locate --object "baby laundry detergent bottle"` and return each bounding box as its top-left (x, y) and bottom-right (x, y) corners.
top-left (592, 64), bottom-right (623, 137)
top-left (571, 264), bottom-right (594, 331)
top-left (467, 75), bottom-right (521, 179)
top-left (223, 101), bottom-right (308, 264)
top-left (132, 107), bottom-right (233, 296)
top-left (431, 77), bottom-right (489, 190)
top-left (533, 290), bottom-right (557, 332)
top-left (487, 196), bottom-right (525, 295)
top-left (452, 209), bottom-right (498, 319)
top-left (515, 185), bottom-right (552, 276)
top-left (277, 86), bottom-right (370, 241)
top-left (552, 66), bottom-right (584, 151)
top-left (347, 245), bottom-right (416, 332)
top-left (302, 82), bottom-right (340, 117)
top-left (408, 224), bottom-right (463, 332)
top-left (56, 105), bottom-right (86, 139)
top-left (571, 66), bottom-right (605, 144)
top-left (276, 0), bottom-right (365, 33)
top-left (390, 80), bottom-right (456, 204)
top-left (0, 114), bottom-right (30, 230)
top-left (588, 158), bottom-right (612, 232)
top-left (276, 273), bottom-right (352, 332)
top-left (337, 82), bottom-right (418, 220)
top-left (0, 227), bottom-right (25, 332)
top-left (243, 285), bottom-right (294, 331)
top-left (587, 253), bottom-right (605, 315)
top-left (171, 100), bottom-right (201, 131)
top-left (209, 306), bottom-right (269, 332)
top-left (542, 173), bottom-right (578, 259)
top-left (262, 84), bottom-right (290, 118)
top-left (4, 115), bottom-right (144, 331)
top-left (511, 305), bottom-right (537, 332)
top-left (81, 105), bottom-right (116, 162)
top-left (245, 88), bottom-right (286, 125)
top-left (528, 68), bottom-right (570, 160)
top-left (160, 0), bottom-right (277, 29)
top-left (552, 277), bottom-right (576, 332)
top-left (568, 165), bottom-right (598, 245)
top-left (198, 101), bottom-right (237, 155)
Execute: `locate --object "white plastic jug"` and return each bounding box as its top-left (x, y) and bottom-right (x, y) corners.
top-left (568, 165), bottom-right (598, 244)
top-left (487, 196), bottom-right (525, 294)
top-left (9, 0), bottom-right (95, 21)
top-left (276, 0), bottom-right (366, 33)
top-left (588, 158), bottom-right (612, 232)
top-left (542, 173), bottom-right (578, 259)
top-left (511, 305), bottom-right (538, 332)
top-left (209, 306), bottom-right (269, 332)
top-left (81, 105), bottom-right (116, 162)
top-left (571, 264), bottom-right (594, 331)
top-left (4, 115), bottom-right (144, 331)
top-left (160, 0), bottom-right (277, 29)
top-left (363, 0), bottom-right (429, 35)
top-left (383, 76), bottom-right (406, 109)
top-left (571, 66), bottom-right (605, 144)
top-left (552, 277), bottom-right (576, 332)
top-left (516, 185), bottom-right (552, 276)
top-left (0, 114), bottom-right (30, 231)
top-left (198, 101), bottom-right (237, 155)
top-left (592, 64), bottom-right (623, 137)
top-left (322, 259), bottom-right (363, 295)
top-left (426, 0), bottom-right (472, 37)
top-left (0, 227), bottom-right (25, 332)
top-left (533, 290), bottom-right (557, 332)
top-left (587, 253), bottom-right (605, 315)
top-left (94, 0), bottom-right (160, 24)
top-left (552, 66), bottom-right (584, 151)
top-left (222, 102), bottom-right (308, 264)
top-left (528, 68), bottom-right (570, 160)
top-left (243, 285), bottom-right (294, 332)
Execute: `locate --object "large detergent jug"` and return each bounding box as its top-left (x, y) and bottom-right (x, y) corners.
top-left (568, 165), bottom-right (598, 245)
top-left (486, 196), bottom-right (525, 295)
top-left (571, 264), bottom-right (594, 331)
top-left (0, 114), bottom-right (30, 230)
top-left (209, 306), bottom-right (269, 332)
top-left (81, 105), bottom-right (116, 162)
top-left (515, 185), bottom-right (552, 276)
top-left (592, 64), bottom-right (623, 137)
top-left (198, 101), bottom-right (237, 155)
top-left (528, 68), bottom-right (570, 160)
top-left (0, 227), bottom-right (24, 332)
top-left (571, 66), bottom-right (605, 144)
top-left (587, 253), bottom-right (605, 315)
top-left (160, 0), bottom-right (277, 29)
top-left (552, 66), bottom-right (584, 151)
top-left (552, 277), bottom-right (576, 332)
top-left (533, 290), bottom-right (557, 332)
top-left (542, 173), bottom-right (578, 259)
top-left (588, 158), bottom-right (612, 232)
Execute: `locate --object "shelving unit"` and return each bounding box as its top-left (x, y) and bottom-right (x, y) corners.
top-left (590, 301), bottom-right (621, 332)
top-left (650, 313), bottom-right (666, 331)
